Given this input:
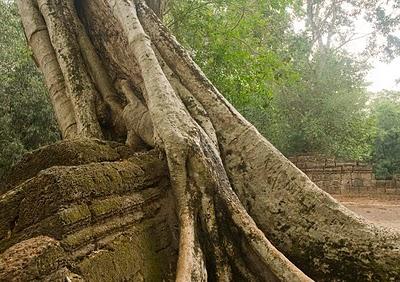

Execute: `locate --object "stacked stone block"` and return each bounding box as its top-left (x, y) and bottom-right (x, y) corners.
top-left (289, 155), bottom-right (399, 195)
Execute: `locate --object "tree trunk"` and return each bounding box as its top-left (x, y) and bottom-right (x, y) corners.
top-left (8, 0), bottom-right (400, 281)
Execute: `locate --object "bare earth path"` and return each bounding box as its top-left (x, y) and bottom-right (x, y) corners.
top-left (334, 195), bottom-right (400, 231)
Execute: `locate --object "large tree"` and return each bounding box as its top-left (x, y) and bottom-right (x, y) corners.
top-left (11, 0), bottom-right (400, 280)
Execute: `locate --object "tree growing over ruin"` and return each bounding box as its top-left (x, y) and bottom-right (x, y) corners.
top-left (10, 0), bottom-right (400, 280)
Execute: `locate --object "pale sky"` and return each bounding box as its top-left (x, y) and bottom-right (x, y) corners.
top-left (293, 9), bottom-right (400, 93)
top-left (366, 58), bottom-right (400, 92)
top-left (348, 18), bottom-right (400, 93)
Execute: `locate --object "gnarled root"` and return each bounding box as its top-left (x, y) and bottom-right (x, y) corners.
top-left (108, 1), bottom-right (311, 280)
top-left (38, 0), bottom-right (104, 138)
top-left (20, 0), bottom-right (400, 280)
top-left (135, 2), bottom-right (400, 281)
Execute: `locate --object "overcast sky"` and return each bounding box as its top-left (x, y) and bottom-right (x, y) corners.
top-left (293, 8), bottom-right (400, 93)
top-left (365, 58), bottom-right (400, 92)
top-left (348, 18), bottom-right (400, 93)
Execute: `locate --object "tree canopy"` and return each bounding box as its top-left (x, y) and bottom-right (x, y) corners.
top-left (166, 0), bottom-right (378, 160)
top-left (1, 0), bottom-right (400, 176)
top-left (371, 90), bottom-right (400, 178)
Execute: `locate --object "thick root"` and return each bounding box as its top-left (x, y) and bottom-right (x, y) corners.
top-left (116, 79), bottom-right (155, 147)
top-left (156, 50), bottom-right (219, 148)
top-left (38, 0), bottom-right (103, 138)
top-left (137, 2), bottom-right (400, 280)
top-left (17, 0), bottom-right (77, 139)
top-left (107, 1), bottom-right (312, 280)
top-left (19, 0), bottom-right (400, 280)
top-left (65, 0), bottom-right (128, 138)
top-left (168, 152), bottom-right (207, 281)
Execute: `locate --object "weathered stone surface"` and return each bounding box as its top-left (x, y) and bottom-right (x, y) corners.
top-left (0, 139), bottom-right (138, 195)
top-left (0, 140), bottom-right (177, 281)
top-left (290, 155), bottom-right (399, 195)
top-left (0, 236), bottom-right (67, 281)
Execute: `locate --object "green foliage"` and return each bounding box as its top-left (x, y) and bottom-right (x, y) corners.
top-left (1, 0), bottom-right (397, 178)
top-left (370, 91), bottom-right (400, 179)
top-left (0, 1), bottom-right (59, 177)
top-left (166, 0), bottom-right (298, 134)
top-left (269, 47), bottom-right (375, 160)
top-left (363, 0), bottom-right (400, 61)
top-left (167, 0), bottom-right (376, 161)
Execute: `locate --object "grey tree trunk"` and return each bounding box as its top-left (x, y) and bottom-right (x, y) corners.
top-left (4, 0), bottom-right (400, 281)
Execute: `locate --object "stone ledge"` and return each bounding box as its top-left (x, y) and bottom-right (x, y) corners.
top-left (0, 140), bottom-right (177, 281)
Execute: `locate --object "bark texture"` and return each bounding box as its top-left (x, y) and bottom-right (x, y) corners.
top-left (10, 0), bottom-right (400, 281)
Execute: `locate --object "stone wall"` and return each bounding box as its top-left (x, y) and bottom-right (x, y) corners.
top-left (0, 140), bottom-right (176, 281)
top-left (289, 155), bottom-right (400, 195)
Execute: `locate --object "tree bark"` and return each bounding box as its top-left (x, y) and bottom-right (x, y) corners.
top-left (12, 0), bottom-right (400, 281)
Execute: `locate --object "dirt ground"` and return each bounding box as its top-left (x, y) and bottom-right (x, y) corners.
top-left (334, 195), bottom-right (400, 231)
